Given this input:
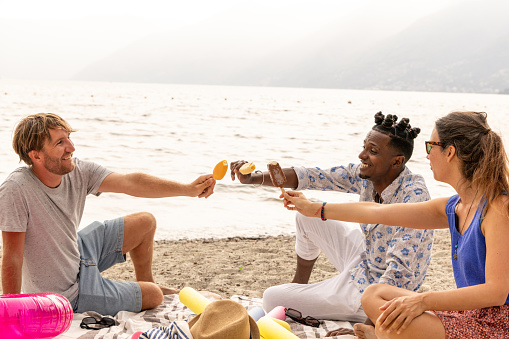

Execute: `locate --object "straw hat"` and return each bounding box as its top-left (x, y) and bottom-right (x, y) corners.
top-left (188, 300), bottom-right (260, 339)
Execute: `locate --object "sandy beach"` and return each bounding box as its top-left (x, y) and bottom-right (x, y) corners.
top-left (0, 230), bottom-right (455, 297)
top-left (101, 229), bottom-right (456, 298)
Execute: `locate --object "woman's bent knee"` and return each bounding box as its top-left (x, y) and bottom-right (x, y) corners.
top-left (362, 283), bottom-right (382, 300)
top-left (361, 283), bottom-right (386, 313)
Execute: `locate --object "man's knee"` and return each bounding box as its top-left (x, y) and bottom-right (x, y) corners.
top-left (262, 285), bottom-right (289, 312)
top-left (262, 286), bottom-right (277, 311)
top-left (294, 212), bottom-right (321, 243)
top-left (139, 282), bottom-right (164, 310)
top-left (294, 213), bottom-right (322, 261)
top-left (295, 212), bottom-right (310, 231)
top-left (126, 212), bottom-right (156, 233)
top-left (139, 212), bottom-right (156, 230)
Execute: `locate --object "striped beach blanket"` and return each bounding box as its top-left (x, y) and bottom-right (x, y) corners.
top-left (56, 293), bottom-right (355, 339)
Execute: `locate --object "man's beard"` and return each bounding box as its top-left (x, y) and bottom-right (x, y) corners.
top-left (43, 152), bottom-right (75, 175)
top-left (359, 174), bottom-right (370, 179)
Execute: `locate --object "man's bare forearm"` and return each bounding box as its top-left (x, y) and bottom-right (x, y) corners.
top-left (2, 257), bottom-right (22, 294)
top-left (254, 168), bottom-right (298, 189)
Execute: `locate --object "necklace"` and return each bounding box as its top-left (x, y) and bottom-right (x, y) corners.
top-left (453, 193), bottom-right (477, 260)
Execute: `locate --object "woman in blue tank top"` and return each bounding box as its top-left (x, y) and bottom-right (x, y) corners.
top-left (283, 111), bottom-right (509, 339)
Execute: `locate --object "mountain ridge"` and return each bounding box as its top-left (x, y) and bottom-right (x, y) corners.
top-left (73, 0), bottom-right (509, 94)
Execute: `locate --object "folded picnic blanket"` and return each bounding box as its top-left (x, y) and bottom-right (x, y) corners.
top-left (56, 293), bottom-right (355, 339)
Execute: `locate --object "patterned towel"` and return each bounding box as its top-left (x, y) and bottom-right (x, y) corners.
top-left (55, 293), bottom-right (355, 339)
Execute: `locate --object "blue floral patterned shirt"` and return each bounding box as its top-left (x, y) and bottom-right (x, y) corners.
top-left (294, 163), bottom-right (434, 293)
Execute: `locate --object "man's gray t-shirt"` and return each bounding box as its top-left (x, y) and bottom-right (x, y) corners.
top-left (0, 158), bottom-right (112, 301)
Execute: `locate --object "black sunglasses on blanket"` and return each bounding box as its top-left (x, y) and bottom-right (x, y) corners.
top-left (285, 308), bottom-right (322, 328)
top-left (80, 316), bottom-right (116, 330)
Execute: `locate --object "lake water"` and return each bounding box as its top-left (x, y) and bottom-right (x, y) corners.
top-left (1, 79), bottom-right (508, 240)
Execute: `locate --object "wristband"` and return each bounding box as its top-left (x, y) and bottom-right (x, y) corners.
top-left (321, 202), bottom-right (327, 221)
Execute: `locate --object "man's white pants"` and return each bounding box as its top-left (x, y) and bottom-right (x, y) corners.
top-left (262, 213), bottom-right (367, 322)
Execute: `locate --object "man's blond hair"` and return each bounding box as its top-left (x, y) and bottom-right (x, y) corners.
top-left (13, 113), bottom-right (76, 165)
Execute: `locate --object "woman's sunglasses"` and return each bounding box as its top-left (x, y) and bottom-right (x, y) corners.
top-left (285, 308), bottom-right (322, 328)
top-left (80, 316), bottom-right (116, 330)
top-left (425, 141), bottom-right (443, 154)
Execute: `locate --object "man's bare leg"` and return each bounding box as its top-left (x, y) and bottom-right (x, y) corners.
top-left (123, 212), bottom-right (178, 295)
top-left (292, 255), bottom-right (318, 284)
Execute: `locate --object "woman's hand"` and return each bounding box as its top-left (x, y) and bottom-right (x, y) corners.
top-left (283, 191), bottom-right (321, 218)
top-left (376, 294), bottom-right (427, 334)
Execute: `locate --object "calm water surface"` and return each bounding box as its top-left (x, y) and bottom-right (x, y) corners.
top-left (1, 79), bottom-right (508, 240)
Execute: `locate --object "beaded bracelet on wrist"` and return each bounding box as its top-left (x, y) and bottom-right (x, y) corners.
top-left (321, 202), bottom-right (327, 221)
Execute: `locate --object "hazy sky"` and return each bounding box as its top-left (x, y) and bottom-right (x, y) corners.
top-left (0, 0), bottom-right (465, 81)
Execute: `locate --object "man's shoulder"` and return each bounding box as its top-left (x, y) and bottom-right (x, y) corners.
top-left (73, 157), bottom-right (90, 168)
top-left (398, 168), bottom-right (428, 188)
top-left (328, 163), bottom-right (362, 178)
top-left (294, 163), bottom-right (363, 190)
top-left (298, 163), bottom-right (360, 172)
top-left (0, 167), bottom-right (36, 199)
top-left (335, 163), bottom-right (361, 171)
top-left (73, 158), bottom-right (105, 169)
top-left (392, 167), bottom-right (430, 201)
top-left (71, 158), bottom-right (102, 175)
top-left (2, 167), bottom-right (31, 185)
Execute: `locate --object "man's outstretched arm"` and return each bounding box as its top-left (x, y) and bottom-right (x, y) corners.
top-left (97, 172), bottom-right (216, 199)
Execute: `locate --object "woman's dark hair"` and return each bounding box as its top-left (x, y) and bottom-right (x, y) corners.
top-left (435, 111), bottom-right (509, 215)
top-left (372, 111), bottom-right (420, 163)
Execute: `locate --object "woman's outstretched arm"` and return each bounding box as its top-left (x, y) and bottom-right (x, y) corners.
top-left (282, 190), bottom-right (450, 230)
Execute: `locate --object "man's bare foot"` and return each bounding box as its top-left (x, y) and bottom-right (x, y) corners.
top-left (158, 285), bottom-right (179, 295)
top-left (325, 327), bottom-right (355, 337)
top-left (354, 323), bottom-right (377, 339)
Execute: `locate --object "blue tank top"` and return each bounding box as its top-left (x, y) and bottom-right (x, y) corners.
top-left (446, 195), bottom-right (509, 304)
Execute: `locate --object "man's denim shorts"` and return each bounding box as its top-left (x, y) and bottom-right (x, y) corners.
top-left (70, 217), bottom-right (142, 315)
